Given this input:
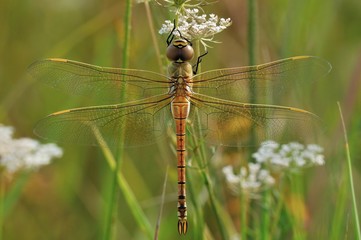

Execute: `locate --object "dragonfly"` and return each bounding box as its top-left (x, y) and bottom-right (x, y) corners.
top-left (28, 35), bottom-right (331, 235)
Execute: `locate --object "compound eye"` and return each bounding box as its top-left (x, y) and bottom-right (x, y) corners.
top-left (166, 44), bottom-right (179, 61)
top-left (180, 45), bottom-right (194, 61)
top-left (166, 41), bottom-right (194, 62)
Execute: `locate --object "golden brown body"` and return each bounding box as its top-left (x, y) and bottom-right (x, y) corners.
top-left (168, 60), bottom-right (193, 235)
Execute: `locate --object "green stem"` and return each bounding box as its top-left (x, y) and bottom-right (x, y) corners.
top-left (247, 0), bottom-right (256, 66)
top-left (260, 189), bottom-right (271, 240)
top-left (154, 167), bottom-right (168, 240)
top-left (289, 177), bottom-right (306, 240)
top-left (270, 180), bottom-right (286, 238)
top-left (338, 102), bottom-right (361, 239)
top-left (97, 131), bottom-right (153, 240)
top-left (186, 168), bottom-right (203, 239)
top-left (143, 0), bottom-right (163, 73)
top-left (329, 165), bottom-right (348, 240)
top-left (247, 0), bottom-right (258, 148)
top-left (203, 173), bottom-right (228, 239)
top-left (102, 141), bottom-right (121, 239)
top-left (103, 1), bottom-right (133, 239)
top-left (0, 171), bottom-right (31, 240)
top-left (240, 193), bottom-right (248, 240)
top-left (121, 0), bottom-right (132, 70)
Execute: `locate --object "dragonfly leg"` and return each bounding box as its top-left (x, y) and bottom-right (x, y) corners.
top-left (193, 50), bottom-right (208, 74)
top-left (166, 20), bottom-right (177, 46)
top-left (166, 20), bottom-right (193, 47)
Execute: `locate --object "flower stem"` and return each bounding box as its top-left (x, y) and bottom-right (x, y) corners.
top-left (247, 0), bottom-right (256, 66)
top-left (143, 0), bottom-right (164, 73)
top-left (247, 0), bottom-right (258, 147)
top-left (240, 193), bottom-right (249, 240)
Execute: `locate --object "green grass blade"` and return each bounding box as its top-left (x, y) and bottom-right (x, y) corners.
top-left (338, 102), bottom-right (361, 239)
top-left (97, 136), bottom-right (153, 239)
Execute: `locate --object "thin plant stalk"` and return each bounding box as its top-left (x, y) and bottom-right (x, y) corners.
top-left (103, 1), bottom-right (133, 239)
top-left (289, 177), bottom-right (306, 240)
top-left (186, 168), bottom-right (203, 239)
top-left (93, 126), bottom-right (153, 239)
top-left (0, 172), bottom-right (31, 240)
top-left (270, 181), bottom-right (286, 238)
top-left (102, 145), bottom-right (121, 240)
top-left (247, 0), bottom-right (257, 147)
top-left (329, 168), bottom-right (348, 240)
top-left (260, 189), bottom-right (271, 240)
top-left (0, 172), bottom-right (30, 219)
top-left (121, 0), bottom-right (133, 70)
top-left (240, 193), bottom-right (249, 240)
top-left (143, 0), bottom-right (164, 73)
top-left (243, 1), bottom-right (257, 238)
top-left (103, 151), bottom-right (122, 240)
top-left (154, 166), bottom-right (169, 240)
top-left (247, 0), bottom-right (256, 67)
top-left (338, 102), bottom-right (361, 239)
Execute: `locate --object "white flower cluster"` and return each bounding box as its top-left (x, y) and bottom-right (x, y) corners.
top-left (159, 8), bottom-right (232, 47)
top-left (252, 140), bottom-right (325, 172)
top-left (0, 124), bottom-right (63, 173)
top-left (222, 163), bottom-right (275, 196)
top-left (222, 141), bottom-right (325, 195)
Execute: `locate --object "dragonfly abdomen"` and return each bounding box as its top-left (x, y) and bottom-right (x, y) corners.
top-left (171, 97), bottom-right (190, 235)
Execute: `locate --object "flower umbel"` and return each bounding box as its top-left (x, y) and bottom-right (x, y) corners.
top-left (159, 8), bottom-right (231, 48)
top-left (0, 124), bottom-right (63, 173)
top-left (252, 140), bottom-right (325, 172)
top-left (222, 163), bottom-right (275, 197)
top-left (223, 141), bottom-right (325, 195)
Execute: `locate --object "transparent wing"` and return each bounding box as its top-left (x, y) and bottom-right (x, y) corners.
top-left (28, 58), bottom-right (170, 102)
top-left (34, 94), bottom-right (172, 147)
top-left (189, 93), bottom-right (321, 147)
top-left (192, 56), bottom-right (331, 103)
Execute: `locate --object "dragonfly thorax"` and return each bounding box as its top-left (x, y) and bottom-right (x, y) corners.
top-left (166, 39), bottom-right (194, 62)
top-left (168, 61), bottom-right (193, 98)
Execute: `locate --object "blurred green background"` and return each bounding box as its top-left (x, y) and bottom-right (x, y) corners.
top-left (1, 0), bottom-right (361, 239)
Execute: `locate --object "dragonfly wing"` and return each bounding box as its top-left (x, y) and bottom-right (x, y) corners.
top-left (189, 93), bottom-right (322, 147)
top-left (28, 58), bottom-right (170, 102)
top-left (192, 56), bottom-right (331, 103)
top-left (34, 94), bottom-right (172, 147)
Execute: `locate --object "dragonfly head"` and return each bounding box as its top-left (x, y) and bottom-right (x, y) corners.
top-left (166, 39), bottom-right (194, 62)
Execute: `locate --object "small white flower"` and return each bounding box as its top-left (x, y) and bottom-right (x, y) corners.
top-left (0, 124), bottom-right (63, 173)
top-left (252, 141), bottom-right (325, 172)
top-left (0, 125), bottom-right (13, 140)
top-left (222, 165), bottom-right (240, 184)
top-left (223, 163), bottom-right (275, 197)
top-left (159, 8), bottom-right (232, 49)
